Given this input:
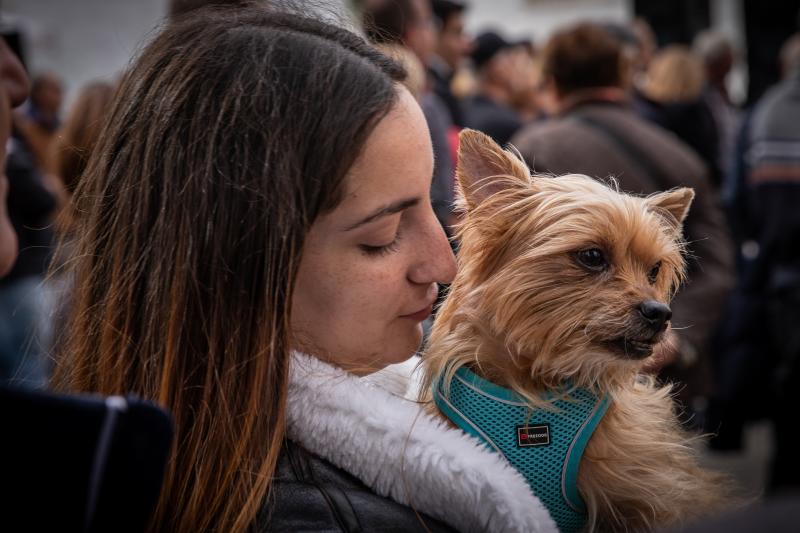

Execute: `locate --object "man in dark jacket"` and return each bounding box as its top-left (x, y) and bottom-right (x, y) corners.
top-left (462, 30), bottom-right (524, 147)
top-left (429, 0), bottom-right (470, 127)
top-left (511, 23), bottom-right (734, 413)
top-left (712, 33), bottom-right (800, 490)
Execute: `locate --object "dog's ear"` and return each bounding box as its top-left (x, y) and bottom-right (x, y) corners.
top-left (646, 187), bottom-right (695, 235)
top-left (456, 129), bottom-right (531, 210)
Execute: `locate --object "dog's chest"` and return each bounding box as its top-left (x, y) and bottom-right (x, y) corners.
top-left (433, 367), bottom-right (610, 533)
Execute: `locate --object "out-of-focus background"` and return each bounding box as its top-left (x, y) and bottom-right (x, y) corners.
top-left (5, 0), bottom-right (796, 107)
top-left (3, 0), bottom-right (800, 512)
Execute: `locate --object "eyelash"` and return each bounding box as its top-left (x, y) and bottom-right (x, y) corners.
top-left (360, 231), bottom-right (402, 257)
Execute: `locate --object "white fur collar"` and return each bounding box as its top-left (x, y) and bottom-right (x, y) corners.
top-left (286, 352), bottom-right (557, 533)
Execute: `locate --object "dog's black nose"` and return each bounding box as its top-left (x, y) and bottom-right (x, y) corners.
top-left (638, 300), bottom-right (672, 331)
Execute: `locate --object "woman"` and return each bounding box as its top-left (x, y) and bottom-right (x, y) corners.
top-left (634, 45), bottom-right (722, 187)
top-left (52, 4), bottom-right (554, 532)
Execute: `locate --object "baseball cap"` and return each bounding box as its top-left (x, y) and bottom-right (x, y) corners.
top-left (471, 30), bottom-right (514, 69)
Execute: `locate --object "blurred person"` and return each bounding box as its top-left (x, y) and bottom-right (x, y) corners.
top-left (364, 0), bottom-right (457, 232)
top-left (51, 80), bottom-right (116, 198)
top-left (430, 0), bottom-right (470, 126)
top-left (363, 0), bottom-right (436, 64)
top-left (634, 45), bottom-right (722, 187)
top-left (631, 17), bottom-right (658, 80)
top-left (597, 21), bottom-right (640, 90)
top-left (0, 75), bottom-right (59, 389)
top-left (0, 29), bottom-right (30, 277)
top-left (694, 30), bottom-right (740, 181)
top-left (506, 40), bottom-right (546, 122)
top-left (664, 494), bottom-right (800, 533)
top-left (707, 33), bottom-right (800, 491)
top-left (641, 45), bottom-right (706, 103)
top-left (374, 43), bottom-right (427, 99)
top-left (511, 23), bottom-right (734, 417)
top-left (14, 72), bottom-right (63, 172)
top-left (52, 5), bottom-right (554, 532)
top-left (462, 30), bottom-right (523, 147)
top-left (694, 30), bottom-right (736, 105)
top-left (47, 79), bottom-right (116, 277)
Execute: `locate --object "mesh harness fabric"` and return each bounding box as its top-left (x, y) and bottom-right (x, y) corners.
top-left (433, 367), bottom-right (611, 533)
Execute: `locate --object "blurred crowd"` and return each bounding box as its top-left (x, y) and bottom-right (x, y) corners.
top-left (2, 0), bottom-right (800, 497)
top-left (0, 63), bottom-right (115, 388)
top-left (358, 0), bottom-right (800, 494)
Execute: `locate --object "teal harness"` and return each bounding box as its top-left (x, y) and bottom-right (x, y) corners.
top-left (433, 367), bottom-right (610, 533)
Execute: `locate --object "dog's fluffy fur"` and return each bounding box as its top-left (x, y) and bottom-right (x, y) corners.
top-left (422, 130), bottom-right (730, 531)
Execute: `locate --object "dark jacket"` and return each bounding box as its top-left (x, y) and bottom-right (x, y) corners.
top-left (429, 57), bottom-right (464, 128)
top-left (633, 90), bottom-right (722, 188)
top-left (422, 92), bottom-right (457, 232)
top-left (740, 70), bottom-right (800, 289)
top-left (263, 441), bottom-right (455, 532)
top-left (511, 100), bottom-right (735, 395)
top-left (463, 94), bottom-right (523, 148)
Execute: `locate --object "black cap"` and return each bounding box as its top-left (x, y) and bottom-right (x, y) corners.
top-left (471, 31), bottom-right (513, 69)
top-left (432, 0), bottom-right (467, 26)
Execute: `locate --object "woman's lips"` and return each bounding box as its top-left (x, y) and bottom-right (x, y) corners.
top-left (400, 284), bottom-right (439, 321)
top-left (400, 304), bottom-right (434, 322)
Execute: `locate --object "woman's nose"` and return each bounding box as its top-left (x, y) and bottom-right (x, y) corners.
top-left (408, 212), bottom-right (457, 286)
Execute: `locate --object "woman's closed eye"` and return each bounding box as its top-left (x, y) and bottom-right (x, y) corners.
top-left (359, 230), bottom-right (402, 256)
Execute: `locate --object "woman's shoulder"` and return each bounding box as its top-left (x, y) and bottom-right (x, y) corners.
top-left (286, 353), bottom-right (558, 533)
top-left (261, 441), bottom-right (455, 532)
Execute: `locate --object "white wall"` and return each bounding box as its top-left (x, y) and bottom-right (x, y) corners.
top-left (2, 0), bottom-right (168, 105)
top-left (465, 0), bottom-right (632, 44)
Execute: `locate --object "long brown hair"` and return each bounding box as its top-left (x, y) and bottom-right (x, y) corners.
top-left (642, 45), bottom-right (706, 103)
top-left (51, 4), bottom-right (404, 532)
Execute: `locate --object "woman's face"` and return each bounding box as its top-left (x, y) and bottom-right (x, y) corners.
top-left (291, 87), bottom-right (457, 373)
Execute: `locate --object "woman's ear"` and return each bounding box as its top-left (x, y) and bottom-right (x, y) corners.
top-left (456, 129), bottom-right (531, 211)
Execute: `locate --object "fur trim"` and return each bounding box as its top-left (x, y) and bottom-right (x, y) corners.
top-left (286, 353), bottom-right (557, 533)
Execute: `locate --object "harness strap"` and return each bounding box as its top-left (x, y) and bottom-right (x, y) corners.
top-left (433, 367), bottom-right (610, 533)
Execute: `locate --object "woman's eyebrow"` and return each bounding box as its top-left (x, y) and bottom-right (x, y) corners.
top-left (344, 197), bottom-right (419, 231)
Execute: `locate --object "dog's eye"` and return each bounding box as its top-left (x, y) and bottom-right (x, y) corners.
top-left (574, 248), bottom-right (608, 272)
top-left (647, 261), bottom-right (662, 284)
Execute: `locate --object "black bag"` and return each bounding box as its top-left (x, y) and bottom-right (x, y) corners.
top-left (0, 387), bottom-right (173, 533)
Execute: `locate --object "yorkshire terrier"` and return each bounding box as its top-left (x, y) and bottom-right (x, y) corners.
top-left (422, 130), bottom-right (729, 532)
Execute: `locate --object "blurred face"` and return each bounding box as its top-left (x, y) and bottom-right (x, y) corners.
top-left (405, 0), bottom-right (437, 65)
top-left (437, 11), bottom-right (471, 70)
top-left (0, 38), bottom-right (30, 276)
top-left (33, 75), bottom-right (63, 117)
top-left (291, 87), bottom-right (457, 373)
top-left (486, 48), bottom-right (517, 90)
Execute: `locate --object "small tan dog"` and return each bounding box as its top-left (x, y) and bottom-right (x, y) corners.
top-left (422, 130), bottom-right (728, 531)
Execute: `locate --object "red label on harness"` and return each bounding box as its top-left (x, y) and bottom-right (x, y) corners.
top-left (517, 424), bottom-right (550, 447)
